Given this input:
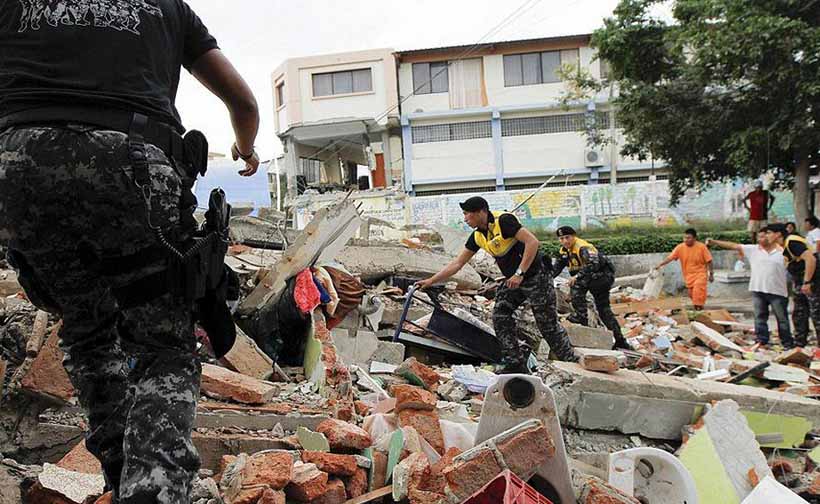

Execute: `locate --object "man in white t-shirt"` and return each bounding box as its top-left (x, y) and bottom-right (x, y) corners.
top-left (804, 217), bottom-right (820, 253)
top-left (707, 228), bottom-right (792, 347)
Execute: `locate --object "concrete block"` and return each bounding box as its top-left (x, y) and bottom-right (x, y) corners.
top-left (551, 362), bottom-right (820, 429)
top-left (338, 246), bottom-right (482, 290)
top-left (562, 321), bottom-right (614, 349)
top-left (678, 400), bottom-right (773, 504)
top-left (575, 392), bottom-right (703, 440)
top-left (297, 427), bottom-right (330, 452)
top-left (395, 357), bottom-right (440, 392)
top-left (393, 384), bottom-right (437, 412)
top-left (691, 322), bottom-right (743, 354)
top-left (370, 341), bottom-right (405, 366)
top-left (200, 363), bottom-right (278, 405)
top-left (475, 375), bottom-right (575, 504)
top-left (27, 463), bottom-right (104, 504)
top-left (220, 325), bottom-right (273, 381)
top-left (392, 452), bottom-right (429, 501)
top-left (608, 447), bottom-right (698, 503)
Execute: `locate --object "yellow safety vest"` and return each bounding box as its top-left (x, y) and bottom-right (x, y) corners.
top-left (560, 237), bottom-right (598, 273)
top-left (472, 211), bottom-right (518, 258)
top-left (784, 235), bottom-right (810, 266)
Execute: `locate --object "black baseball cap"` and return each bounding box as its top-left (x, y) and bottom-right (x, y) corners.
top-left (459, 196), bottom-right (490, 212)
top-left (556, 226), bottom-right (577, 237)
top-left (768, 223), bottom-right (788, 236)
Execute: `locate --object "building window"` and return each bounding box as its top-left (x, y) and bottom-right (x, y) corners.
top-left (501, 112), bottom-right (610, 137)
top-left (275, 82), bottom-right (285, 108)
top-left (415, 185), bottom-right (496, 196)
top-left (412, 62), bottom-right (449, 94)
top-left (411, 120), bottom-right (492, 144)
top-left (312, 69), bottom-right (373, 97)
top-left (503, 48), bottom-right (580, 87)
top-left (299, 158), bottom-right (321, 184)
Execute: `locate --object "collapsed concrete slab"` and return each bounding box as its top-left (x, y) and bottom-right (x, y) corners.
top-left (561, 322), bottom-right (614, 350)
top-left (678, 400), bottom-right (773, 504)
top-left (200, 363), bottom-right (278, 405)
top-left (221, 325), bottom-right (274, 381)
top-left (337, 246), bottom-right (482, 290)
top-left (550, 362), bottom-right (820, 439)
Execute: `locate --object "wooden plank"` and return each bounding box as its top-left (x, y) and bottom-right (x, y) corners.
top-left (343, 486), bottom-right (392, 504)
top-left (611, 297), bottom-right (686, 315)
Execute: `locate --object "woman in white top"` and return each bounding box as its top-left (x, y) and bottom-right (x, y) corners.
top-left (804, 216), bottom-right (820, 253)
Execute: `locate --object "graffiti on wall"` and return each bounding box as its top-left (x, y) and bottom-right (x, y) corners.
top-left (294, 180), bottom-right (796, 233)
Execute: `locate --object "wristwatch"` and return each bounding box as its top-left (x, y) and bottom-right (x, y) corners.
top-left (515, 268), bottom-right (525, 277)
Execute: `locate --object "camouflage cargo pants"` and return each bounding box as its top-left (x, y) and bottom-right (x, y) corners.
top-left (790, 274), bottom-right (813, 346)
top-left (570, 274), bottom-right (627, 347)
top-left (493, 267), bottom-right (577, 365)
top-left (0, 125), bottom-right (200, 503)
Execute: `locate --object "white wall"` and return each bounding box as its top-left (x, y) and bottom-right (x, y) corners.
top-left (502, 132), bottom-right (588, 176)
top-left (412, 138), bottom-right (495, 183)
top-left (299, 59), bottom-right (390, 125)
top-left (398, 46), bottom-right (602, 113)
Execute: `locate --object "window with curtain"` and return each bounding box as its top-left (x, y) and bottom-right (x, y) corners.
top-left (503, 48), bottom-right (580, 86)
top-left (312, 68), bottom-right (373, 97)
top-left (412, 62), bottom-right (449, 94)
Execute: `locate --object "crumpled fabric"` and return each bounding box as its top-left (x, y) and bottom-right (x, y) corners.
top-left (325, 266), bottom-right (366, 321)
top-left (313, 266), bottom-right (339, 315)
top-left (294, 269), bottom-right (321, 314)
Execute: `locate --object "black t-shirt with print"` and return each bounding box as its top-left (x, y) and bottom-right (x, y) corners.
top-left (0, 0), bottom-right (218, 132)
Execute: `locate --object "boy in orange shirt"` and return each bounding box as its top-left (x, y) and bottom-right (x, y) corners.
top-left (654, 228), bottom-right (714, 309)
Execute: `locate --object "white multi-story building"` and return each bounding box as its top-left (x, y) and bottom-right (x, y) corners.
top-left (272, 48), bottom-right (403, 200)
top-left (271, 34), bottom-right (664, 205)
top-left (396, 34), bottom-right (659, 196)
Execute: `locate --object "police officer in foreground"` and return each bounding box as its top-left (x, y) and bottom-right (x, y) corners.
top-left (417, 196), bottom-right (577, 373)
top-left (767, 223), bottom-right (819, 346)
top-left (553, 226), bottom-right (630, 350)
top-left (0, 2), bottom-right (259, 502)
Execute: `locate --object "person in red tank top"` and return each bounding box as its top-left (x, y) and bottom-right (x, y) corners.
top-left (744, 180), bottom-right (775, 243)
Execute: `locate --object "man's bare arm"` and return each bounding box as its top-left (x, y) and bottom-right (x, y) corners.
top-left (802, 250), bottom-right (816, 286)
top-left (705, 238), bottom-right (741, 252)
top-left (190, 49), bottom-right (260, 176)
top-left (515, 227), bottom-right (540, 274)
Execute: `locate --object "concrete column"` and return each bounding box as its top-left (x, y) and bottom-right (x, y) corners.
top-left (401, 116), bottom-right (414, 195)
top-left (589, 166), bottom-right (599, 185)
top-left (381, 130), bottom-right (393, 186)
top-left (492, 110), bottom-right (505, 191)
top-left (283, 137), bottom-right (299, 201)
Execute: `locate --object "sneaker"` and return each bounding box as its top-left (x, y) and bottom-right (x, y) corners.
top-left (612, 339), bottom-right (631, 351)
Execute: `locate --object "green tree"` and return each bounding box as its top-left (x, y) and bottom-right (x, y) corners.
top-left (564, 0), bottom-right (820, 223)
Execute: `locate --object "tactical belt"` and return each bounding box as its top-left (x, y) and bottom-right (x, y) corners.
top-left (0, 106), bottom-right (184, 162)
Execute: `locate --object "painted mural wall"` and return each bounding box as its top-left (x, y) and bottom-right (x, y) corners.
top-left (293, 180), bottom-right (795, 233)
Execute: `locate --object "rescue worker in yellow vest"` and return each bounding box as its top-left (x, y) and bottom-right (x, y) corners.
top-left (417, 196), bottom-right (577, 373)
top-left (553, 226), bottom-right (630, 350)
top-left (767, 223), bottom-right (819, 346)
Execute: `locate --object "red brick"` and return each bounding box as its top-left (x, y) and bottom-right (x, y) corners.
top-left (398, 408), bottom-right (445, 455)
top-left (579, 475), bottom-right (641, 504)
top-left (580, 354), bottom-right (621, 373)
top-left (409, 488), bottom-right (446, 504)
top-left (770, 457), bottom-right (795, 475)
top-left (396, 358), bottom-right (441, 392)
top-left (20, 325), bottom-right (74, 403)
top-left (243, 451), bottom-right (294, 490)
top-left (200, 363), bottom-right (278, 405)
top-left (57, 440), bottom-right (102, 475)
top-left (258, 488), bottom-right (286, 504)
top-left (443, 449), bottom-right (504, 502)
top-left (343, 467), bottom-right (369, 499)
top-left (334, 400), bottom-right (354, 421)
top-left (316, 419), bottom-right (372, 450)
top-left (393, 384), bottom-right (437, 412)
top-left (285, 462), bottom-right (329, 501)
top-left (371, 450), bottom-right (388, 490)
top-left (301, 451), bottom-right (358, 476)
top-left (354, 400), bottom-right (370, 416)
top-left (495, 425), bottom-right (555, 477)
top-left (307, 478), bottom-right (347, 504)
top-left (419, 447), bottom-right (461, 494)
top-left (233, 487), bottom-right (266, 504)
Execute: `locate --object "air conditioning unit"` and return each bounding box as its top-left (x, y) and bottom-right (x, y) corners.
top-left (584, 149), bottom-right (606, 167)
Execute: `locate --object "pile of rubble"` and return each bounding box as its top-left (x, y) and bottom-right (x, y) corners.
top-left (2, 199), bottom-right (820, 503)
